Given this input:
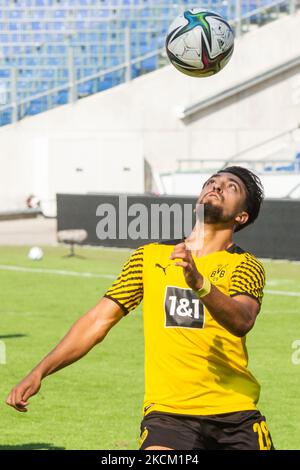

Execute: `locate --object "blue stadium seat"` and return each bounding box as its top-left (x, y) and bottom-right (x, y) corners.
top-left (54, 10), bottom-right (66, 18)
top-left (8, 10), bottom-right (22, 19)
top-left (0, 110), bottom-right (12, 126)
top-left (295, 152), bottom-right (300, 171)
top-left (26, 57), bottom-right (39, 66)
top-left (110, 57), bottom-right (120, 66)
top-left (48, 57), bottom-right (61, 66)
top-left (78, 81), bottom-right (93, 95)
top-left (41, 69), bottom-right (55, 79)
top-left (54, 90), bottom-right (68, 105)
top-left (275, 164), bottom-right (295, 172)
top-left (131, 65), bottom-right (141, 79)
top-left (98, 78), bottom-right (114, 92)
top-left (264, 167), bottom-right (272, 172)
top-left (25, 100), bottom-right (46, 116)
top-left (57, 45), bottom-right (66, 54)
top-left (141, 56), bottom-right (157, 72)
top-left (0, 70), bottom-right (10, 78)
top-left (140, 44), bottom-right (150, 54)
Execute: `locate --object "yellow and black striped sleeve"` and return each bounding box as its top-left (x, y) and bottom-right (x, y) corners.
top-left (229, 253), bottom-right (265, 305)
top-left (104, 246), bottom-right (144, 315)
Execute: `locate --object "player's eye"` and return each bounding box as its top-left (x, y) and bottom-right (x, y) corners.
top-left (207, 179), bottom-right (215, 185)
top-left (229, 183), bottom-right (238, 191)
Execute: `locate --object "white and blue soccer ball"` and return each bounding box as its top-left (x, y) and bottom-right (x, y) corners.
top-left (28, 246), bottom-right (44, 261)
top-left (166, 8), bottom-right (234, 77)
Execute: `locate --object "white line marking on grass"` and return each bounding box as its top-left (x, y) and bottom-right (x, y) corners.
top-left (0, 265), bottom-right (115, 279)
top-left (266, 280), bottom-right (297, 287)
top-left (1, 311), bottom-right (32, 315)
top-left (265, 289), bottom-right (300, 297)
top-left (1, 266), bottom-right (300, 296)
top-left (263, 310), bottom-right (300, 314)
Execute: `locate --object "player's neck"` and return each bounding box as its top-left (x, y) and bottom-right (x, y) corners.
top-left (186, 223), bottom-right (233, 257)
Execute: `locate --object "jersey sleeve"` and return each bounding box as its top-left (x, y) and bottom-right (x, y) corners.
top-left (104, 246), bottom-right (144, 315)
top-left (229, 253), bottom-right (265, 305)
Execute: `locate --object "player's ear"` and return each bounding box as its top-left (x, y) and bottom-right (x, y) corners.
top-left (234, 211), bottom-right (249, 229)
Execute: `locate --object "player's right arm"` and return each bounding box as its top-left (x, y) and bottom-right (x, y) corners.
top-left (6, 297), bottom-right (123, 413)
top-left (6, 246), bottom-right (144, 413)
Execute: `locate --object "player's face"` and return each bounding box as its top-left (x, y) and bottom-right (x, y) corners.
top-left (197, 172), bottom-right (249, 229)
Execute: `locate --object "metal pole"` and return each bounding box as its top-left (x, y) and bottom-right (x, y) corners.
top-left (235, 0), bottom-right (242, 37)
top-left (289, 0), bottom-right (296, 15)
top-left (68, 46), bottom-right (77, 103)
top-left (125, 27), bottom-right (131, 82)
top-left (11, 68), bottom-right (18, 123)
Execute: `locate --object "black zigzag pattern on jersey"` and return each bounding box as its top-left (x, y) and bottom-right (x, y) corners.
top-left (231, 270), bottom-right (262, 290)
top-left (232, 271), bottom-right (263, 293)
top-left (244, 254), bottom-right (265, 275)
top-left (104, 247), bottom-right (144, 315)
top-left (229, 253), bottom-right (265, 304)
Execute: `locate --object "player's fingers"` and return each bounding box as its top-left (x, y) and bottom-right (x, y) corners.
top-left (170, 242), bottom-right (188, 258)
top-left (173, 242), bottom-right (193, 256)
top-left (5, 389), bottom-right (25, 412)
top-left (5, 391), bottom-right (13, 407)
top-left (169, 249), bottom-right (190, 260)
top-left (175, 242), bottom-right (186, 250)
top-left (169, 252), bottom-right (183, 260)
top-left (23, 389), bottom-right (33, 402)
top-left (14, 404), bottom-right (28, 413)
top-left (8, 388), bottom-right (17, 407)
top-left (14, 386), bottom-right (31, 409)
top-left (18, 396), bottom-right (29, 406)
top-left (180, 242), bottom-right (192, 256)
top-left (14, 387), bottom-right (25, 405)
top-left (175, 261), bottom-right (189, 269)
top-left (13, 395), bottom-right (29, 412)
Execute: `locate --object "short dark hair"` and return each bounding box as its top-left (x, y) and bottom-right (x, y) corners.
top-left (217, 166), bottom-right (264, 232)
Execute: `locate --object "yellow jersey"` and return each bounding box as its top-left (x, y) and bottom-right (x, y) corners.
top-left (104, 241), bottom-right (265, 416)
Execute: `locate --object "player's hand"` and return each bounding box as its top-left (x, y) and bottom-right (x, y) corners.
top-left (169, 242), bottom-right (203, 291)
top-left (6, 371), bottom-right (42, 412)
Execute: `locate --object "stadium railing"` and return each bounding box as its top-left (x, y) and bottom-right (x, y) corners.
top-left (176, 158), bottom-right (300, 174)
top-left (176, 125), bottom-right (300, 173)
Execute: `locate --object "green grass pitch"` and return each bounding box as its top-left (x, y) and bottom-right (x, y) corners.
top-left (0, 245), bottom-right (299, 450)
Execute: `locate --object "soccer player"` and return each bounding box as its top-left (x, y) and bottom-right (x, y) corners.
top-left (6, 166), bottom-right (274, 450)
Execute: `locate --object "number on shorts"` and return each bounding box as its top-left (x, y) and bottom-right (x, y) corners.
top-left (253, 421), bottom-right (272, 450)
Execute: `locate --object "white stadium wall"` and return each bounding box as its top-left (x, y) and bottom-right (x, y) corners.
top-left (160, 171), bottom-right (300, 199)
top-left (1, 11), bottom-right (300, 213)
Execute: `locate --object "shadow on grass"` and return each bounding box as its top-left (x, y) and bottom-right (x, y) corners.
top-left (0, 443), bottom-right (65, 450)
top-left (0, 334), bottom-right (28, 339)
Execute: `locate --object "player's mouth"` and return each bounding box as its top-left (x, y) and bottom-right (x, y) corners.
top-left (205, 192), bottom-right (222, 201)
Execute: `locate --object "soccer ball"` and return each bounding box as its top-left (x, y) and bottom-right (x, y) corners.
top-left (28, 246), bottom-right (44, 261)
top-left (166, 8), bottom-right (234, 77)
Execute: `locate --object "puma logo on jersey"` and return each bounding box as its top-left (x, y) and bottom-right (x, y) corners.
top-left (155, 263), bottom-right (170, 275)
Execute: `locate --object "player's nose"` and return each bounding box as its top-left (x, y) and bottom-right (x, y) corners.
top-left (213, 183), bottom-right (222, 193)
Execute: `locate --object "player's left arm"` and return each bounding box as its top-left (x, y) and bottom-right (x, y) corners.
top-left (170, 243), bottom-right (264, 337)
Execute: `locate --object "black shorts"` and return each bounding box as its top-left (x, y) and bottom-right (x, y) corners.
top-left (139, 410), bottom-right (275, 450)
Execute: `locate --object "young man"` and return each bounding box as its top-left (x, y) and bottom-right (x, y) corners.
top-left (6, 166), bottom-right (274, 450)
